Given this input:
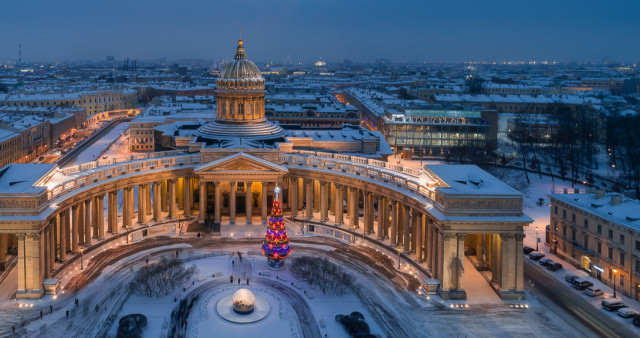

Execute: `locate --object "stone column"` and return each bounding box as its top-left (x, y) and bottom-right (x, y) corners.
top-left (476, 234), bottom-right (485, 267)
top-left (84, 199), bottom-right (92, 245)
top-left (262, 183), bottom-right (268, 223)
top-left (214, 182), bottom-right (221, 222)
top-left (415, 212), bottom-right (423, 261)
top-left (18, 233), bottom-right (43, 297)
top-left (177, 177), bottom-right (184, 210)
top-left (515, 234), bottom-right (524, 291)
top-left (123, 188), bottom-right (132, 229)
top-left (320, 182), bottom-right (328, 222)
top-left (97, 195), bottom-right (105, 239)
top-left (230, 181), bottom-right (236, 224)
top-left (491, 234), bottom-right (499, 282)
top-left (43, 227), bottom-right (49, 278)
top-left (107, 191), bottom-right (114, 234)
top-left (440, 233), bottom-right (456, 292)
top-left (71, 205), bottom-right (79, 252)
top-left (0, 234), bottom-right (7, 270)
top-left (367, 193), bottom-right (374, 233)
top-left (335, 184), bottom-right (343, 225)
top-left (425, 218), bottom-right (432, 267)
top-left (390, 201), bottom-right (398, 246)
top-left (456, 234), bottom-right (466, 291)
top-left (330, 183), bottom-right (336, 215)
top-left (500, 234), bottom-right (516, 292)
top-left (145, 183), bottom-right (152, 216)
top-left (138, 185), bottom-right (146, 224)
top-left (129, 188), bottom-right (135, 225)
top-left (305, 179), bottom-right (313, 219)
top-left (60, 210), bottom-right (67, 260)
top-left (183, 177), bottom-right (191, 218)
top-left (91, 197), bottom-right (98, 237)
top-left (169, 179), bottom-right (177, 219)
top-left (198, 181), bottom-right (206, 223)
top-left (297, 178), bottom-right (304, 210)
top-left (77, 202), bottom-right (85, 245)
top-left (313, 180), bottom-right (320, 211)
top-left (403, 206), bottom-right (411, 253)
top-left (377, 196), bottom-right (384, 239)
top-left (48, 221), bottom-right (55, 271)
top-left (245, 181), bottom-right (253, 224)
top-left (353, 189), bottom-right (360, 228)
top-left (290, 177), bottom-right (298, 218)
top-left (153, 182), bottom-right (162, 222)
top-left (161, 180), bottom-right (168, 212)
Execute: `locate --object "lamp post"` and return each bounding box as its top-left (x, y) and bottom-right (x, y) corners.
top-left (535, 227), bottom-right (539, 251)
top-left (613, 268), bottom-right (618, 298)
top-left (80, 249), bottom-right (84, 270)
top-left (397, 248), bottom-right (402, 269)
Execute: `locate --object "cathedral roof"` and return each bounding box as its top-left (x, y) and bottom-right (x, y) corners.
top-left (219, 40), bottom-right (263, 81)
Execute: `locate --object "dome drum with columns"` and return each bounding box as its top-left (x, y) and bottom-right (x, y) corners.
top-left (197, 40), bottom-right (284, 140)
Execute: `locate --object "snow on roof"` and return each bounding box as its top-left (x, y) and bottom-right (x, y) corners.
top-left (550, 192), bottom-right (640, 230)
top-left (0, 127), bottom-right (19, 143)
top-left (425, 164), bottom-right (522, 196)
top-left (0, 164), bottom-right (55, 194)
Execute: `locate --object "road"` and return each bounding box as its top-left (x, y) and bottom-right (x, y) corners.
top-left (524, 258), bottom-right (636, 338)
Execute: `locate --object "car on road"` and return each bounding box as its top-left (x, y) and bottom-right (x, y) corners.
top-left (584, 287), bottom-right (603, 297)
top-left (529, 251), bottom-right (545, 260)
top-left (617, 307), bottom-right (638, 318)
top-left (565, 274), bottom-right (578, 283)
top-left (602, 298), bottom-right (627, 311)
top-left (572, 279), bottom-right (593, 290)
top-left (633, 314), bottom-right (640, 327)
top-left (546, 262), bottom-right (562, 271)
top-left (539, 258), bottom-right (551, 266)
top-left (523, 246), bottom-right (535, 254)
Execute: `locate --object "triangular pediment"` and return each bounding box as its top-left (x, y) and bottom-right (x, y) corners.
top-left (195, 152), bottom-right (288, 173)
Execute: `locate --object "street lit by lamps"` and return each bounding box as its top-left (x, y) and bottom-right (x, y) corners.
top-left (535, 227), bottom-right (539, 251)
top-left (613, 268), bottom-right (618, 298)
top-left (80, 249), bottom-right (84, 270)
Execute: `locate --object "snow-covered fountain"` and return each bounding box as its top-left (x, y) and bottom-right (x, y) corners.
top-left (216, 288), bottom-right (270, 323)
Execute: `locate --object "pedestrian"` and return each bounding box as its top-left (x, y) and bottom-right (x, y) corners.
top-left (247, 278), bottom-right (249, 285)
top-left (238, 278), bottom-right (240, 285)
top-left (66, 310), bottom-right (69, 318)
top-left (12, 326), bottom-right (14, 333)
top-left (75, 298), bottom-right (79, 307)
top-left (40, 309), bottom-right (43, 319)
top-left (145, 258), bottom-right (149, 265)
top-left (50, 305), bottom-right (53, 314)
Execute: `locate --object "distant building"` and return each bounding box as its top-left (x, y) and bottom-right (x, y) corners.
top-left (549, 191), bottom-right (640, 301)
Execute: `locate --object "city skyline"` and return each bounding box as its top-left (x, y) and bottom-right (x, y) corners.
top-left (1, 0), bottom-right (639, 64)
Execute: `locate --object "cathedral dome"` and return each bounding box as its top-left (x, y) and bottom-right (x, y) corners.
top-left (219, 40), bottom-right (263, 81)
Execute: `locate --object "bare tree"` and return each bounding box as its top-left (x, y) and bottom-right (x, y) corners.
top-left (131, 258), bottom-right (198, 297)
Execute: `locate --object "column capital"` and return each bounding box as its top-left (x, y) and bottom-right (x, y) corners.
top-left (72, 204), bottom-right (79, 210)
top-left (199, 181), bottom-right (206, 187)
top-left (441, 232), bottom-right (456, 240)
top-left (304, 178), bottom-right (313, 184)
top-left (457, 233), bottom-right (467, 240)
top-left (515, 233), bottom-right (526, 241)
top-left (169, 178), bottom-right (177, 184)
top-left (320, 181), bottom-right (328, 187)
top-left (230, 181), bottom-right (236, 187)
top-left (16, 233), bottom-right (26, 240)
top-left (500, 233), bottom-right (516, 241)
top-left (26, 232), bottom-right (41, 240)
top-left (213, 181), bottom-right (220, 187)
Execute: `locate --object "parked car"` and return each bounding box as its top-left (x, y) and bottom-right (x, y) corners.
top-left (602, 298), bottom-right (627, 312)
top-left (633, 314), bottom-right (640, 327)
top-left (572, 279), bottom-right (593, 290)
top-left (546, 262), bottom-right (562, 271)
top-left (565, 274), bottom-right (578, 283)
top-left (523, 246), bottom-right (535, 254)
top-left (529, 251), bottom-right (545, 260)
top-left (539, 258), bottom-right (551, 266)
top-left (584, 287), bottom-right (603, 297)
top-left (617, 307), bottom-right (638, 318)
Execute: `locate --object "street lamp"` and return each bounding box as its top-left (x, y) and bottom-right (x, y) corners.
top-left (535, 227), bottom-right (539, 251)
top-left (80, 249), bottom-right (84, 270)
top-left (613, 268), bottom-right (618, 298)
top-left (397, 248), bottom-right (402, 269)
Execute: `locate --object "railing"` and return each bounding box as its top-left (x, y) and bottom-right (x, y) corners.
top-left (48, 154), bottom-right (200, 201)
top-left (60, 150), bottom-right (184, 175)
top-left (279, 152), bottom-right (437, 202)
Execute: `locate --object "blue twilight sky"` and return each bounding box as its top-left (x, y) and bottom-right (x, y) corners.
top-left (1, 0), bottom-right (638, 63)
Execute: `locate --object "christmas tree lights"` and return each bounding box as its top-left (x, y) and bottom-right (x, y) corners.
top-left (262, 187), bottom-right (290, 269)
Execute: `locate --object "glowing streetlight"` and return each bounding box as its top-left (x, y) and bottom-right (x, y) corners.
top-left (535, 227), bottom-right (539, 251)
top-left (397, 248), bottom-right (402, 269)
top-left (80, 249), bottom-right (84, 270)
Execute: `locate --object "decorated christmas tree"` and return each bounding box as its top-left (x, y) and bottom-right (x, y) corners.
top-left (262, 187), bottom-right (291, 269)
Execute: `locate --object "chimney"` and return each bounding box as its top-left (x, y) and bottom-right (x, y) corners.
top-left (610, 194), bottom-right (623, 206)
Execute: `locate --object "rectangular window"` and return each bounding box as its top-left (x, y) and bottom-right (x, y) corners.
top-left (597, 224), bottom-right (602, 234)
top-left (636, 240), bottom-right (640, 251)
top-left (608, 229), bottom-right (613, 239)
top-left (620, 275), bottom-right (624, 286)
top-left (608, 247), bottom-right (613, 260)
top-left (620, 234), bottom-right (625, 244)
top-left (554, 205), bottom-right (558, 215)
top-left (583, 219), bottom-right (588, 228)
top-left (636, 259), bottom-right (640, 273)
top-left (571, 229), bottom-right (576, 241)
top-left (620, 253), bottom-right (625, 267)
top-left (597, 242), bottom-right (602, 255)
top-left (563, 210), bottom-right (567, 219)
top-left (572, 214), bottom-right (576, 223)
top-left (583, 235), bottom-right (588, 249)
top-left (562, 226), bottom-right (566, 237)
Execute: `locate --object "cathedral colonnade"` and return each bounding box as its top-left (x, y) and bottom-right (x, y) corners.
top-left (0, 152), bottom-right (529, 301)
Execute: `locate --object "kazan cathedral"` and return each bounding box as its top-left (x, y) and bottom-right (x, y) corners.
top-left (0, 39), bottom-right (531, 301)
